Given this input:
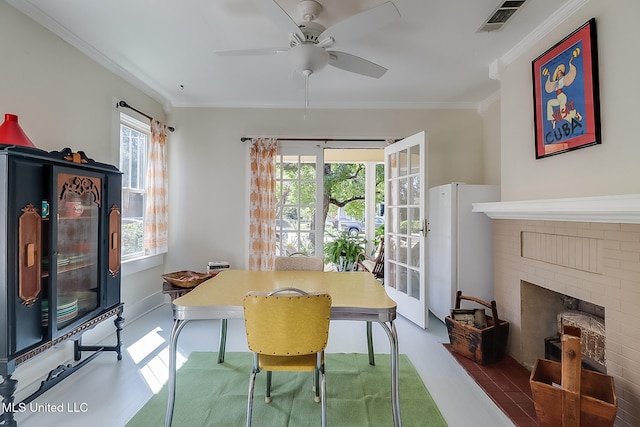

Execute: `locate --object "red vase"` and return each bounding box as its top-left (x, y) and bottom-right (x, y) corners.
top-left (0, 114), bottom-right (36, 147)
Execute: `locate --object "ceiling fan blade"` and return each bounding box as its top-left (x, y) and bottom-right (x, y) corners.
top-left (319, 1), bottom-right (400, 43)
top-left (215, 47), bottom-right (288, 56)
top-left (251, 0), bottom-right (304, 39)
top-left (327, 51), bottom-right (388, 78)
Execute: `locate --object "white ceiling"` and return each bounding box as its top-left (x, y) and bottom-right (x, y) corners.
top-left (8, 0), bottom-right (577, 110)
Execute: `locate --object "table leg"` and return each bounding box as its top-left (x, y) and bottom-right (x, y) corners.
top-left (378, 320), bottom-right (401, 427)
top-left (165, 319), bottom-right (188, 427)
top-left (218, 319), bottom-right (227, 363)
top-left (367, 321), bottom-right (375, 366)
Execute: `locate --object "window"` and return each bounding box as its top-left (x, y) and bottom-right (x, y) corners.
top-left (275, 153), bottom-right (319, 256)
top-left (119, 113), bottom-right (149, 261)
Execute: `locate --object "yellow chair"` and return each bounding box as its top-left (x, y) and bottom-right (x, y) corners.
top-left (243, 288), bottom-right (332, 427)
top-left (275, 253), bottom-right (377, 366)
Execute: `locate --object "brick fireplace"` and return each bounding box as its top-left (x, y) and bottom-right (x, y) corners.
top-left (474, 195), bottom-right (640, 427)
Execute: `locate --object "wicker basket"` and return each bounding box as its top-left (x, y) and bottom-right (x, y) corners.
top-left (162, 270), bottom-right (215, 288)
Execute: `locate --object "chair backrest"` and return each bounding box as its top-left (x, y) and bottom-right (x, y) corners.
top-left (274, 255), bottom-right (324, 271)
top-left (371, 240), bottom-right (384, 278)
top-left (243, 288), bottom-right (332, 356)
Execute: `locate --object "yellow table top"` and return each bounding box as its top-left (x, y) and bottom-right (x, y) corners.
top-left (172, 270), bottom-right (397, 322)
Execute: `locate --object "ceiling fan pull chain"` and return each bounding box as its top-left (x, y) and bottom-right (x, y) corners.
top-left (303, 69), bottom-right (312, 119)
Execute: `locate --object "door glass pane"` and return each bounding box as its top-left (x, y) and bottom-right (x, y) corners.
top-left (388, 207), bottom-right (397, 234)
top-left (399, 149), bottom-right (408, 176)
top-left (388, 178), bottom-right (398, 206)
top-left (55, 173), bottom-right (100, 330)
top-left (399, 208), bottom-right (408, 234)
top-left (389, 235), bottom-right (398, 264)
top-left (410, 176), bottom-right (420, 205)
top-left (408, 236), bottom-right (421, 268)
top-left (389, 152), bottom-right (398, 178)
top-left (399, 177), bottom-right (408, 204)
top-left (409, 145), bottom-right (420, 174)
top-left (409, 269), bottom-right (420, 299)
top-left (398, 265), bottom-right (407, 293)
top-left (387, 263), bottom-right (397, 290)
top-left (399, 236), bottom-right (408, 264)
top-left (409, 207), bottom-right (421, 234)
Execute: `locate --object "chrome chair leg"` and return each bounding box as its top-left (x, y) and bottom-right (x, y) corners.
top-left (265, 371), bottom-right (272, 403)
top-left (319, 358), bottom-right (327, 427)
top-left (246, 369), bottom-right (257, 427)
top-left (314, 368), bottom-right (320, 402)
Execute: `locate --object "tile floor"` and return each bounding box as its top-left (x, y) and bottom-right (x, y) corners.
top-left (445, 344), bottom-right (539, 427)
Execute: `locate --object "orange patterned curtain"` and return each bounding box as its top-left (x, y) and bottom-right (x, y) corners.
top-left (144, 120), bottom-right (169, 255)
top-left (248, 138), bottom-right (278, 270)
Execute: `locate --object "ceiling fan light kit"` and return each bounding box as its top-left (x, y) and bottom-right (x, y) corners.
top-left (288, 42), bottom-right (329, 75)
top-left (217, 0), bottom-right (400, 108)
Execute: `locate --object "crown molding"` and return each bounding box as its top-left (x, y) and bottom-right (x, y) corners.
top-left (7, 0), bottom-right (172, 108)
top-left (500, 0), bottom-right (590, 67)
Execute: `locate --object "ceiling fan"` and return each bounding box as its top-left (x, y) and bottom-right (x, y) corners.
top-left (216, 0), bottom-right (400, 106)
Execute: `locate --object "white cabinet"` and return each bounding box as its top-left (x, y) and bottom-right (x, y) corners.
top-left (428, 183), bottom-right (499, 322)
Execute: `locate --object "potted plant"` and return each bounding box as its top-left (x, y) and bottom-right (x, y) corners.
top-left (324, 230), bottom-right (365, 271)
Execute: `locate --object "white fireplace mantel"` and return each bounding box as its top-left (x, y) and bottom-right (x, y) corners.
top-left (473, 194), bottom-right (640, 224)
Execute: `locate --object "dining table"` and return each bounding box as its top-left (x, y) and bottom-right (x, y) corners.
top-left (164, 269), bottom-right (401, 426)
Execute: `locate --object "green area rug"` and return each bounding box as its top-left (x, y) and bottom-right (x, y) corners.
top-left (127, 352), bottom-right (446, 427)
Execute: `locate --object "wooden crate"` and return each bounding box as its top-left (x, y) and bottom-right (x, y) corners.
top-left (530, 326), bottom-right (617, 426)
top-left (445, 291), bottom-right (510, 365)
top-left (530, 359), bottom-right (617, 426)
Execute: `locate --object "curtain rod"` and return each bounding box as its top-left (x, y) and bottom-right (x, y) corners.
top-left (117, 100), bottom-right (175, 132)
top-left (239, 137), bottom-right (396, 143)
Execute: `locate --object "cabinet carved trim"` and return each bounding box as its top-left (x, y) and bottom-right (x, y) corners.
top-left (61, 149), bottom-right (89, 164)
top-left (58, 173), bottom-right (102, 207)
top-left (18, 204), bottom-right (42, 307)
top-left (14, 304), bottom-right (123, 366)
top-left (109, 205), bottom-right (121, 277)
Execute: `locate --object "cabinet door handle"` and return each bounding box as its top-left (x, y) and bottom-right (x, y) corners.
top-left (18, 204), bottom-right (41, 306)
top-left (109, 205), bottom-right (121, 276)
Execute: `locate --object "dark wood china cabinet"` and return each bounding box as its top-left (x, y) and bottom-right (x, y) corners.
top-left (0, 145), bottom-right (123, 426)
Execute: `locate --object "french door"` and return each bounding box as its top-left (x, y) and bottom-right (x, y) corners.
top-left (384, 131), bottom-right (429, 328)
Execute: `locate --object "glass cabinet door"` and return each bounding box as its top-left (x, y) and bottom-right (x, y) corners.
top-left (53, 172), bottom-right (101, 330)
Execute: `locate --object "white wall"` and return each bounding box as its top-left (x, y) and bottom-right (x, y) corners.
top-left (166, 107), bottom-right (487, 270)
top-left (1, 1), bottom-right (167, 397)
top-left (480, 97), bottom-right (501, 186)
top-left (500, 0), bottom-right (640, 200)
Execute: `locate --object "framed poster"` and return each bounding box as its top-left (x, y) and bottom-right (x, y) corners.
top-left (532, 18), bottom-right (601, 159)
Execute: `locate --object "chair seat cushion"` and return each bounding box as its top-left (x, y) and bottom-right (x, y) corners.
top-left (259, 353), bottom-right (322, 372)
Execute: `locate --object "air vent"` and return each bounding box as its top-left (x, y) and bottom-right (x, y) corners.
top-left (478, 0), bottom-right (527, 32)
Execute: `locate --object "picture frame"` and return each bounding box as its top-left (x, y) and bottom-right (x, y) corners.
top-left (532, 18), bottom-right (601, 159)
